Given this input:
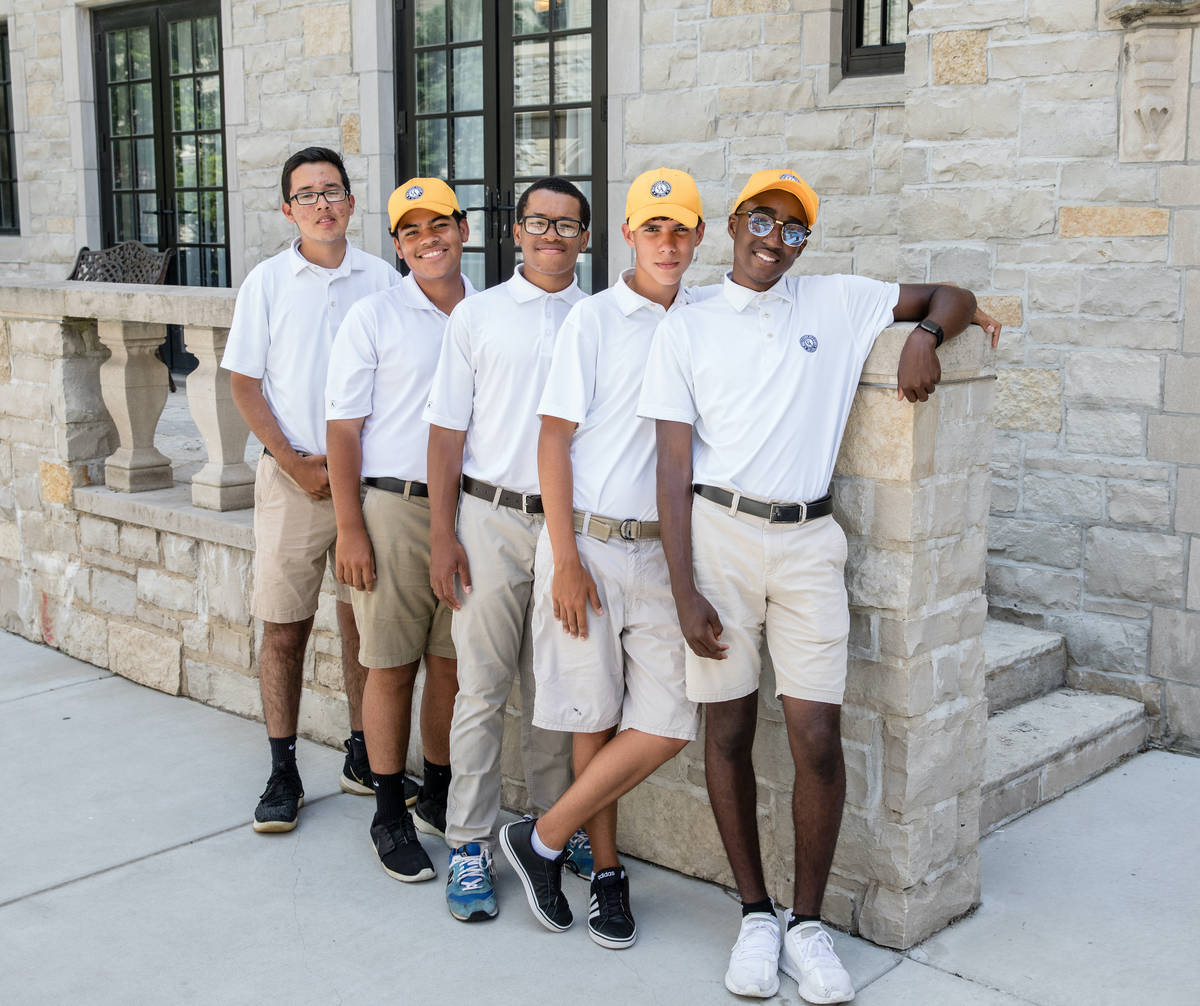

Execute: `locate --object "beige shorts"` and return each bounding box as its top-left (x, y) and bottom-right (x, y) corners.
top-left (349, 486), bottom-right (455, 669)
top-left (531, 525), bottom-right (699, 741)
top-left (686, 492), bottom-right (850, 706)
top-left (251, 453), bottom-right (351, 623)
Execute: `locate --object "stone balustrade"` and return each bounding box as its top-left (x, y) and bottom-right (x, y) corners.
top-left (1, 277), bottom-right (996, 949)
top-left (0, 281), bottom-right (250, 510)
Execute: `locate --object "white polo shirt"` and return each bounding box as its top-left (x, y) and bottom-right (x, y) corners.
top-left (537, 272), bottom-right (716, 522)
top-left (325, 271), bottom-right (477, 481)
top-left (638, 272), bottom-right (899, 503)
top-left (422, 266), bottom-right (586, 495)
top-left (222, 237), bottom-right (400, 456)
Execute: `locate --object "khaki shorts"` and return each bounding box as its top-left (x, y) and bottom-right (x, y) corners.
top-left (686, 492), bottom-right (850, 705)
top-left (531, 525), bottom-right (699, 741)
top-left (349, 487), bottom-right (455, 669)
top-left (251, 453), bottom-right (351, 623)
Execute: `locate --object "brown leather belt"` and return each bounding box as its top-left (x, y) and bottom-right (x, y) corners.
top-left (363, 477), bottom-right (428, 498)
top-left (461, 474), bottom-right (543, 515)
top-left (573, 510), bottom-right (660, 542)
top-left (694, 484), bottom-right (833, 524)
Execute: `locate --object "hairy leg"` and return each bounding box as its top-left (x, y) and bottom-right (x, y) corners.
top-left (781, 696), bottom-right (845, 915)
top-left (705, 691), bottom-right (767, 903)
top-left (337, 601), bottom-right (367, 733)
top-left (419, 653), bottom-right (458, 765)
top-left (362, 661), bottom-right (420, 775)
top-left (259, 617), bottom-right (314, 736)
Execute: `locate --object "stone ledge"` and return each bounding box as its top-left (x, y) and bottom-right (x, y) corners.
top-left (984, 619), bottom-right (1067, 713)
top-left (0, 281), bottom-right (237, 327)
top-left (74, 485), bottom-right (254, 552)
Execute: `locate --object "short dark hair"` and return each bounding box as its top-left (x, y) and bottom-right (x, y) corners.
top-left (516, 177), bottom-right (590, 231)
top-left (281, 147), bottom-right (350, 202)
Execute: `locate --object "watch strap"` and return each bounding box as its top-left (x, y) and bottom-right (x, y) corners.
top-left (917, 319), bottom-right (944, 347)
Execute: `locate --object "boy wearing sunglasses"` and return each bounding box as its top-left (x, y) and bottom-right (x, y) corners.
top-left (223, 147), bottom-right (400, 834)
top-left (424, 177), bottom-right (593, 923)
top-left (498, 169), bottom-right (710, 949)
top-left (639, 169), bottom-right (980, 1001)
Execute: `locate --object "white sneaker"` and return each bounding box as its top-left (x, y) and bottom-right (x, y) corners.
top-left (780, 921), bottom-right (855, 1003)
top-left (724, 912), bottom-right (781, 998)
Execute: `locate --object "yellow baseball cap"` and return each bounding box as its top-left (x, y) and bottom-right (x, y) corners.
top-left (388, 177), bottom-right (460, 232)
top-left (625, 168), bottom-right (703, 230)
top-left (732, 169), bottom-right (819, 227)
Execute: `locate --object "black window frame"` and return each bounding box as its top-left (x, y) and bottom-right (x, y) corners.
top-left (842, 0), bottom-right (908, 78)
top-left (0, 21), bottom-right (19, 235)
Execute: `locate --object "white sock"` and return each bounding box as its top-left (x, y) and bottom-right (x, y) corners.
top-left (530, 822), bottom-right (563, 860)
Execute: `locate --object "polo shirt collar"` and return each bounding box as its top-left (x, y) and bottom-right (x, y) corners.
top-left (506, 264), bottom-right (581, 304)
top-left (720, 271), bottom-right (790, 311)
top-left (288, 236), bottom-right (356, 277)
top-left (400, 270), bottom-right (478, 313)
top-left (613, 269), bottom-right (687, 317)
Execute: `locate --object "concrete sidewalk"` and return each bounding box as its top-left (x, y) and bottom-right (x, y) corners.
top-left (1, 630), bottom-right (1195, 1005)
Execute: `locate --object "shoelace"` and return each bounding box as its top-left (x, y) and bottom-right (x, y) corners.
top-left (732, 916), bottom-right (779, 962)
top-left (797, 926), bottom-right (839, 967)
top-left (260, 770), bottom-right (300, 802)
top-left (454, 851), bottom-right (490, 892)
top-left (593, 875), bottom-right (631, 921)
top-left (565, 829), bottom-right (590, 857)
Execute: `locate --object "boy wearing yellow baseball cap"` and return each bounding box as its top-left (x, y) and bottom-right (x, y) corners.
top-left (499, 168), bottom-right (711, 949)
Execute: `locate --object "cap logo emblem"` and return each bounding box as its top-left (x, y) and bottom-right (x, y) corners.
top-left (405, 185), bottom-right (424, 200)
top-left (650, 180), bottom-right (672, 198)
top-left (780, 173), bottom-right (800, 182)
top-left (800, 334), bottom-right (819, 353)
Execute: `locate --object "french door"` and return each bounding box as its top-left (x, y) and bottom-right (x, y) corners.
top-left (396, 0), bottom-right (607, 292)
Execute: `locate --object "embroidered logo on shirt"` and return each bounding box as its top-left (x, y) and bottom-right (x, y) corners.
top-left (650, 180), bottom-right (672, 198)
top-left (800, 334), bottom-right (819, 353)
top-left (406, 185), bottom-right (424, 200)
top-left (780, 173), bottom-right (800, 182)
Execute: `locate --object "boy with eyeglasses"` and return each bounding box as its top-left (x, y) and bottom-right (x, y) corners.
top-left (326, 178), bottom-right (476, 882)
top-left (639, 169), bottom-right (988, 1001)
top-left (498, 169), bottom-right (711, 950)
top-left (424, 177), bottom-right (593, 922)
top-left (224, 146), bottom-right (399, 834)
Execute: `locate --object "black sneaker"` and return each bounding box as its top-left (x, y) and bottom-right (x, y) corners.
top-left (370, 811), bottom-right (436, 883)
top-left (412, 787), bottom-right (446, 838)
top-left (339, 737), bottom-right (373, 795)
top-left (253, 767), bottom-right (304, 833)
top-left (588, 867), bottom-right (637, 949)
top-left (498, 817), bottom-right (572, 932)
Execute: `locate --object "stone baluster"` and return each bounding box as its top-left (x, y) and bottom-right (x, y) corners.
top-left (95, 319), bottom-right (173, 492)
top-left (183, 325), bottom-right (254, 511)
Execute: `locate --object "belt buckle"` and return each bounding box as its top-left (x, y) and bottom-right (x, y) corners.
top-left (521, 494), bottom-right (536, 515)
top-left (619, 518), bottom-right (640, 541)
top-left (768, 500), bottom-right (806, 524)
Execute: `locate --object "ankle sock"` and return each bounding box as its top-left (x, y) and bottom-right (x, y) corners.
top-left (785, 911), bottom-right (822, 931)
top-left (373, 770), bottom-right (410, 823)
top-left (530, 821), bottom-right (563, 860)
top-left (420, 758), bottom-right (452, 799)
top-left (741, 898), bottom-right (774, 918)
top-left (269, 735), bottom-right (297, 772)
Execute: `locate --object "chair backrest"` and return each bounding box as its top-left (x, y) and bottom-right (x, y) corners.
top-left (67, 241), bottom-right (175, 285)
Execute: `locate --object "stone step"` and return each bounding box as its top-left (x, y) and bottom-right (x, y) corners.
top-left (983, 619), bottom-right (1066, 714)
top-left (981, 688), bottom-right (1148, 836)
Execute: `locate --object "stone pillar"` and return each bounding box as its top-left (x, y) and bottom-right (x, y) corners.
top-left (183, 325), bottom-right (254, 511)
top-left (95, 319), bottom-right (173, 492)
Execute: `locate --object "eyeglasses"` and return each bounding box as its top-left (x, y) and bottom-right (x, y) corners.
top-left (735, 211), bottom-right (810, 247)
top-left (288, 188), bottom-right (350, 206)
top-left (518, 215), bottom-right (584, 238)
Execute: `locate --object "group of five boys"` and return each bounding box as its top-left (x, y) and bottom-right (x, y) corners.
top-left (223, 145), bottom-right (997, 1003)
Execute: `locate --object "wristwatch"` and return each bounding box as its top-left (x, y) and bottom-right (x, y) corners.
top-left (917, 319), bottom-right (944, 347)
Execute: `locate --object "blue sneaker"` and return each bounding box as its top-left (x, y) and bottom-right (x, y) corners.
top-left (446, 843), bottom-right (497, 922)
top-left (563, 827), bottom-right (594, 880)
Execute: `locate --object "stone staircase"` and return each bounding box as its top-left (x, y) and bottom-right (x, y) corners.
top-left (980, 620), bottom-right (1149, 835)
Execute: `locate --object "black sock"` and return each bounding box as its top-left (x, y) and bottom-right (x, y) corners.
top-left (741, 898), bottom-right (774, 918)
top-left (269, 735), bottom-right (297, 773)
top-left (421, 758), bottom-right (452, 798)
top-left (787, 913), bottom-right (822, 931)
top-left (373, 771), bottom-right (409, 823)
top-left (347, 730), bottom-right (367, 763)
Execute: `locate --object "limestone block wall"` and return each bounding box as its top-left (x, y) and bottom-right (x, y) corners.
top-left (0, 0), bottom-right (393, 284)
top-left (900, 0), bottom-right (1200, 746)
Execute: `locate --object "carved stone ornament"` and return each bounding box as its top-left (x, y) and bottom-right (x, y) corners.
top-left (1118, 26), bottom-right (1191, 162)
top-left (1106, 1), bottom-right (1200, 26)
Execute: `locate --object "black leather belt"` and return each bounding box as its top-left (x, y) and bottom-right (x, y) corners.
top-left (363, 477), bottom-right (428, 498)
top-left (694, 484), bottom-right (833, 524)
top-left (461, 475), bottom-right (543, 515)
